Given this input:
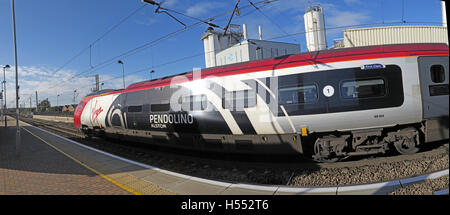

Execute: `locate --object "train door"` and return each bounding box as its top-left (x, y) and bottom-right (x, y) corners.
top-left (418, 56), bottom-right (449, 119)
top-left (124, 90), bottom-right (150, 130)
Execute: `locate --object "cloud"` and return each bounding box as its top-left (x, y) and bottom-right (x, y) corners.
top-left (326, 10), bottom-right (371, 28)
top-left (2, 65), bottom-right (143, 108)
top-left (343, 0), bottom-right (362, 5)
top-left (134, 15), bottom-right (159, 26)
top-left (324, 7), bottom-right (371, 40)
top-left (162, 0), bottom-right (178, 7)
top-left (267, 0), bottom-right (308, 14)
top-left (136, 0), bottom-right (220, 26)
top-left (185, 1), bottom-right (227, 17)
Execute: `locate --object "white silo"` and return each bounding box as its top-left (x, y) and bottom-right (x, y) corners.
top-left (201, 27), bottom-right (218, 68)
top-left (304, 5), bottom-right (327, 52)
top-left (442, 1), bottom-right (447, 27)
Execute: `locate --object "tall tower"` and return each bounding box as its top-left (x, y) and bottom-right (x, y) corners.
top-left (304, 5), bottom-right (327, 52)
top-left (442, 1), bottom-right (447, 27)
top-left (201, 28), bottom-right (217, 68)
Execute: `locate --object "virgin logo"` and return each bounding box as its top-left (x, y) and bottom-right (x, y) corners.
top-left (91, 100), bottom-right (103, 124)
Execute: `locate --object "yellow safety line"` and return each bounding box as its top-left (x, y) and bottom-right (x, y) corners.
top-left (22, 127), bottom-right (142, 195)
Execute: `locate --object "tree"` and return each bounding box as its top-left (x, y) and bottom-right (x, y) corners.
top-left (38, 98), bottom-right (51, 112)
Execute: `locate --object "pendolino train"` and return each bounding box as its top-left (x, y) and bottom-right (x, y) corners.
top-left (74, 43), bottom-right (449, 162)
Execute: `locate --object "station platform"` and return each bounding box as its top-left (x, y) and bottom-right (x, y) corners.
top-left (2, 116), bottom-right (447, 195)
top-left (0, 117), bottom-right (174, 195)
top-left (0, 116), bottom-right (290, 195)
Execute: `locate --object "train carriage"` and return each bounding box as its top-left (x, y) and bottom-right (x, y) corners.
top-left (74, 43), bottom-right (449, 162)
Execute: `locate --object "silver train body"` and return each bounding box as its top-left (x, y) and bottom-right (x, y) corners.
top-left (74, 44), bottom-right (449, 161)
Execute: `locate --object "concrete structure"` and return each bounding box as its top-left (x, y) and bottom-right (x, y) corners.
top-left (201, 24), bottom-right (300, 68)
top-left (304, 5), bottom-right (327, 52)
top-left (215, 39), bottom-right (300, 66)
top-left (200, 27), bottom-right (242, 68)
top-left (342, 26), bottom-right (448, 48)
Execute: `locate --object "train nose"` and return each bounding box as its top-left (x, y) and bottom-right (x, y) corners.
top-left (74, 101), bottom-right (84, 128)
top-left (74, 110), bottom-right (81, 128)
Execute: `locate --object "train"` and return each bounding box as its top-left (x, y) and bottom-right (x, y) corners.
top-left (74, 43), bottom-right (449, 162)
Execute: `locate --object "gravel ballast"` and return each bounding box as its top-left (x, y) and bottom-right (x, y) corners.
top-left (389, 175), bottom-right (449, 195)
top-left (288, 145), bottom-right (449, 187)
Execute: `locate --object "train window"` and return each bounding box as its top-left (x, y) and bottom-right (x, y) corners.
top-left (278, 84), bottom-right (318, 105)
top-left (192, 95), bottom-right (207, 111)
top-left (77, 101), bottom-right (83, 110)
top-left (127, 105), bottom-right (142, 113)
top-left (430, 65), bottom-right (445, 83)
top-left (222, 91), bottom-right (233, 109)
top-left (223, 90), bottom-right (256, 110)
top-left (341, 79), bottom-right (386, 99)
top-left (183, 95), bottom-right (207, 111)
top-left (151, 103), bottom-right (170, 112)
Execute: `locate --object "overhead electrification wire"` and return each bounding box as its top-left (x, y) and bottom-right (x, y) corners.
top-left (42, 0), bottom-right (289, 103)
top-left (223, 0), bottom-right (241, 34)
top-left (47, 0), bottom-right (277, 92)
top-left (92, 4), bottom-right (148, 46)
top-left (142, 0), bottom-right (220, 28)
top-left (99, 20), bottom-right (430, 88)
top-left (50, 16), bottom-right (441, 104)
top-left (47, 18), bottom-right (439, 104)
top-left (247, 0), bottom-right (296, 41)
top-left (266, 21), bottom-right (407, 41)
top-left (48, 20), bottom-right (207, 91)
top-left (49, 4), bottom-right (148, 76)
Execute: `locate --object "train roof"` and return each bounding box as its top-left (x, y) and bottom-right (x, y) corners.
top-left (125, 43), bottom-right (448, 92)
top-left (85, 89), bottom-right (121, 97)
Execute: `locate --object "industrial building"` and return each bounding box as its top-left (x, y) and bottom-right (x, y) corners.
top-left (201, 24), bottom-right (300, 68)
top-left (332, 25), bottom-right (448, 49)
top-left (334, 1), bottom-right (448, 48)
top-left (214, 39), bottom-right (300, 67)
top-left (201, 1), bottom-right (447, 68)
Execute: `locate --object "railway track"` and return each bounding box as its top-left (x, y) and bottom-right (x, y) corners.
top-left (19, 116), bottom-right (449, 192)
top-left (22, 118), bottom-right (84, 138)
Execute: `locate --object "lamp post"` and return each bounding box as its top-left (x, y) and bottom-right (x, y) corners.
top-left (2, 65), bottom-right (9, 127)
top-left (150, 70), bottom-right (155, 80)
top-left (57, 94), bottom-right (60, 108)
top-left (117, 60), bottom-right (125, 89)
top-left (73, 90), bottom-right (77, 103)
top-left (11, 0), bottom-right (20, 155)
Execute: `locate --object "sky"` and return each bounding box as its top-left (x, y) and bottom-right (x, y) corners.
top-left (0, 0), bottom-right (446, 108)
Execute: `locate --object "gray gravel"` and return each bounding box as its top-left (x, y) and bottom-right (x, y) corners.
top-left (288, 144), bottom-right (449, 187)
top-left (389, 175), bottom-right (449, 195)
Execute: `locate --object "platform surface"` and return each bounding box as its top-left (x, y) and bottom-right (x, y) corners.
top-left (1, 116), bottom-right (447, 195)
top-left (0, 117), bottom-right (172, 195)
